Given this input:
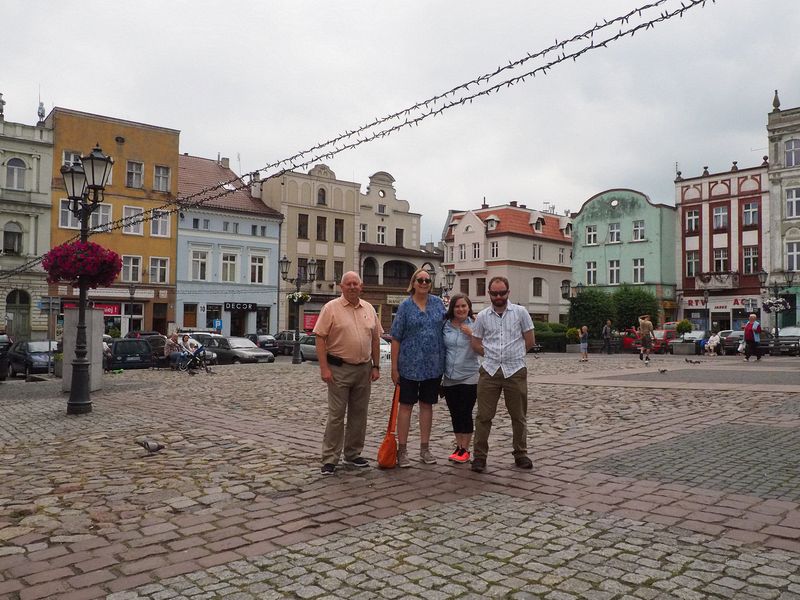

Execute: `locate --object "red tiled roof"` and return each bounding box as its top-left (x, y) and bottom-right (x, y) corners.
top-left (444, 207), bottom-right (569, 242)
top-left (178, 154), bottom-right (282, 219)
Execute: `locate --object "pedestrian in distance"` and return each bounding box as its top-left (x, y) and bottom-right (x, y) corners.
top-left (602, 319), bottom-right (613, 354)
top-left (638, 314), bottom-right (654, 364)
top-left (743, 313), bottom-right (762, 362)
top-left (390, 268), bottom-right (446, 468)
top-left (469, 276), bottom-right (536, 473)
top-left (441, 293), bottom-right (480, 464)
top-left (579, 325), bottom-right (589, 362)
top-left (164, 333), bottom-right (182, 369)
top-left (314, 271), bottom-right (383, 476)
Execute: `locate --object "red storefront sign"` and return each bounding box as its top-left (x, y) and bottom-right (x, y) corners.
top-left (303, 313), bottom-right (319, 332)
top-left (63, 302), bottom-right (121, 316)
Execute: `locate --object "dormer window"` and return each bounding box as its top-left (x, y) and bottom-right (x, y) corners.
top-left (485, 216), bottom-right (499, 231)
top-left (533, 217), bottom-right (545, 232)
top-left (563, 223), bottom-right (573, 237)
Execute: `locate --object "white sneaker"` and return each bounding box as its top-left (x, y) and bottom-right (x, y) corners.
top-left (397, 448), bottom-right (411, 468)
top-left (420, 448), bottom-right (437, 464)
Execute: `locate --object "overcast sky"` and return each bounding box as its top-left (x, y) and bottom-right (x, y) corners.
top-left (4, 1), bottom-right (799, 243)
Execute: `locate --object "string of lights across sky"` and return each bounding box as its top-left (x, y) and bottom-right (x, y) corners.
top-left (0, 0), bottom-right (715, 282)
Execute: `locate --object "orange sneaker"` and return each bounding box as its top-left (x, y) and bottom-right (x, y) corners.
top-left (452, 449), bottom-right (470, 463)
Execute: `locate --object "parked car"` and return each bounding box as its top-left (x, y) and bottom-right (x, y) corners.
top-left (275, 330), bottom-right (302, 355)
top-left (124, 330), bottom-right (162, 339)
top-left (0, 348), bottom-right (8, 381)
top-left (7, 340), bottom-right (58, 377)
top-left (719, 329), bottom-right (773, 355)
top-left (202, 336), bottom-right (275, 364)
top-left (379, 338), bottom-right (391, 360)
top-left (667, 330), bottom-right (712, 355)
top-left (772, 326), bottom-right (800, 356)
top-left (620, 328), bottom-right (640, 352)
top-left (649, 329), bottom-right (679, 354)
top-left (298, 334), bottom-right (318, 361)
top-left (109, 339), bottom-right (153, 370)
top-left (246, 333), bottom-right (279, 353)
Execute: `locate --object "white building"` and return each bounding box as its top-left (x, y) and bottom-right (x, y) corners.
top-left (0, 97), bottom-right (54, 340)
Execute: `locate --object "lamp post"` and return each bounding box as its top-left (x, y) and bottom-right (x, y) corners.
top-left (278, 255), bottom-right (317, 364)
top-left (702, 288), bottom-right (709, 331)
top-left (60, 145), bottom-right (113, 415)
top-left (128, 283), bottom-right (137, 335)
top-left (757, 269), bottom-right (796, 345)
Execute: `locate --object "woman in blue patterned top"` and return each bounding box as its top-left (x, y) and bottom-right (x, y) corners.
top-left (390, 268), bottom-right (446, 468)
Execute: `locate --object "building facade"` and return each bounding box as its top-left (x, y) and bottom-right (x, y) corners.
top-left (442, 201), bottom-right (573, 321)
top-left (674, 163), bottom-right (768, 332)
top-left (258, 164), bottom-right (360, 332)
top-left (766, 91), bottom-right (800, 328)
top-left (358, 171), bottom-right (441, 330)
top-left (0, 100), bottom-right (53, 340)
top-left (176, 154), bottom-right (283, 335)
top-left (44, 108), bottom-right (180, 336)
top-left (572, 189), bottom-right (677, 325)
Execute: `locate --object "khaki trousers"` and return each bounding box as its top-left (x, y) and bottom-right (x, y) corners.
top-left (321, 362), bottom-right (372, 465)
top-left (473, 366), bottom-right (528, 461)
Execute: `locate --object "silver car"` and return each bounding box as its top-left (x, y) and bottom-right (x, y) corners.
top-left (298, 335), bottom-right (318, 361)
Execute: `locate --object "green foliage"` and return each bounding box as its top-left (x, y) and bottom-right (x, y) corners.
top-left (535, 331), bottom-right (567, 352)
top-left (676, 319), bottom-right (693, 335)
top-left (565, 327), bottom-right (580, 343)
top-left (548, 322), bottom-right (567, 333)
top-left (567, 288), bottom-right (615, 338)
top-left (533, 321), bottom-right (551, 332)
top-left (611, 284), bottom-right (660, 329)
top-left (107, 327), bottom-right (121, 339)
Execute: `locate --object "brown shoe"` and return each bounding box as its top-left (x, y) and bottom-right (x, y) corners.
top-left (515, 456), bottom-right (533, 469)
top-left (471, 458), bottom-right (486, 473)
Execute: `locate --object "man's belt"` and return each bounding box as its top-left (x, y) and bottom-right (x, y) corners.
top-left (327, 354), bottom-right (369, 367)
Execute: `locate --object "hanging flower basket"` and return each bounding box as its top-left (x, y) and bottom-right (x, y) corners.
top-left (287, 291), bottom-right (310, 305)
top-left (762, 297), bottom-right (791, 314)
top-left (42, 241), bottom-right (122, 289)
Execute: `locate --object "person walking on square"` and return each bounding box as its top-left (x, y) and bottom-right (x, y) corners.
top-left (469, 276), bottom-right (536, 473)
top-left (602, 319), bottom-right (613, 354)
top-left (390, 268), bottom-right (446, 468)
top-left (441, 293), bottom-right (481, 464)
top-left (743, 313), bottom-right (762, 362)
top-left (579, 325), bottom-right (589, 362)
top-left (638, 314), bottom-right (654, 364)
top-left (314, 271), bottom-right (383, 476)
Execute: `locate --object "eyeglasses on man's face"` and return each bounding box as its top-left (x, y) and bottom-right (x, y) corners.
top-left (489, 289), bottom-right (508, 297)
top-left (416, 278), bottom-right (432, 284)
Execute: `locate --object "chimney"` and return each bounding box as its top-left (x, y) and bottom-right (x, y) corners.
top-left (510, 201), bottom-right (517, 207)
top-left (221, 157), bottom-right (230, 169)
top-left (250, 171), bottom-right (261, 197)
top-left (519, 204), bottom-right (527, 209)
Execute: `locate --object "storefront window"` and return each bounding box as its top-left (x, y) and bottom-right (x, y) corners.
top-left (206, 304), bottom-right (222, 330)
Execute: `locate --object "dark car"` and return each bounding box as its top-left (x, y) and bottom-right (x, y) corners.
top-left (203, 336), bottom-right (275, 364)
top-left (0, 350), bottom-right (8, 381)
top-left (772, 326), bottom-right (800, 356)
top-left (246, 334), bottom-right (279, 353)
top-left (275, 330), bottom-right (302, 355)
top-left (720, 329), bottom-right (774, 355)
top-left (109, 339), bottom-right (154, 370)
top-left (7, 340), bottom-right (58, 377)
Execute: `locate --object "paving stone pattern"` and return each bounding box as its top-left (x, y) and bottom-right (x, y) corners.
top-left (586, 424), bottom-right (800, 502)
top-left (1, 354), bottom-right (800, 599)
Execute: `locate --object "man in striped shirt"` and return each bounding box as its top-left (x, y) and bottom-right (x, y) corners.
top-left (469, 276), bottom-right (536, 473)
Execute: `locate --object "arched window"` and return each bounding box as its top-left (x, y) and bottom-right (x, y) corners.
top-left (6, 158), bottom-right (26, 190)
top-left (317, 188), bottom-right (327, 205)
top-left (3, 222), bottom-right (22, 255)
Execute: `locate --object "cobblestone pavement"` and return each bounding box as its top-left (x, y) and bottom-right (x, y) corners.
top-left (0, 354), bottom-right (799, 599)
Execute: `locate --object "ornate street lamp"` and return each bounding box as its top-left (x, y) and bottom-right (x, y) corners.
top-left (61, 144), bottom-right (113, 415)
top-left (279, 255), bottom-right (317, 364)
top-left (757, 269), bottom-right (796, 346)
top-left (128, 283), bottom-right (137, 334)
top-left (575, 282), bottom-right (584, 295)
top-left (560, 280), bottom-right (571, 299)
top-left (444, 270), bottom-right (456, 292)
top-left (702, 288), bottom-right (710, 331)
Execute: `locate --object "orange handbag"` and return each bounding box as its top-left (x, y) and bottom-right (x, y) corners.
top-left (377, 385), bottom-right (400, 469)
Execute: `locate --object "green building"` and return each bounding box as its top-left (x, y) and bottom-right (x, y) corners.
top-left (571, 189), bottom-right (677, 325)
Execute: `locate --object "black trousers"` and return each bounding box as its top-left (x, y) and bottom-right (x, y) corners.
top-left (443, 383), bottom-right (477, 434)
top-left (744, 339), bottom-right (761, 359)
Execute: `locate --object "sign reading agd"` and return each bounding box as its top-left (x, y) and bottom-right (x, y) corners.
top-left (224, 302), bottom-right (257, 311)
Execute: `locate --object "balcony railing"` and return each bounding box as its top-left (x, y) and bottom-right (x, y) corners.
top-left (363, 275), bottom-right (416, 288)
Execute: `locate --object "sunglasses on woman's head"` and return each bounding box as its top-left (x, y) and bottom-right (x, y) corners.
top-left (489, 290), bottom-right (508, 297)
top-left (416, 278), bottom-right (432, 284)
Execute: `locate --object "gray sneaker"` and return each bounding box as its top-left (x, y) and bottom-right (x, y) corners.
top-left (397, 448), bottom-right (411, 468)
top-left (420, 448), bottom-right (437, 464)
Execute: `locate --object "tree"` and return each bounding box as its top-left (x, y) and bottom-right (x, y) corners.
top-left (612, 284), bottom-right (660, 329)
top-left (567, 288), bottom-right (615, 338)
top-left (676, 319), bottom-right (693, 335)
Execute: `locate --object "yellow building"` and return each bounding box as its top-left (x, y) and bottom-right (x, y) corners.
top-left (44, 108), bottom-right (180, 335)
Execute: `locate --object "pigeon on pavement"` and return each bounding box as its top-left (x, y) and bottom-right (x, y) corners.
top-left (137, 439), bottom-right (165, 454)
top-left (658, 368), bottom-right (668, 374)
